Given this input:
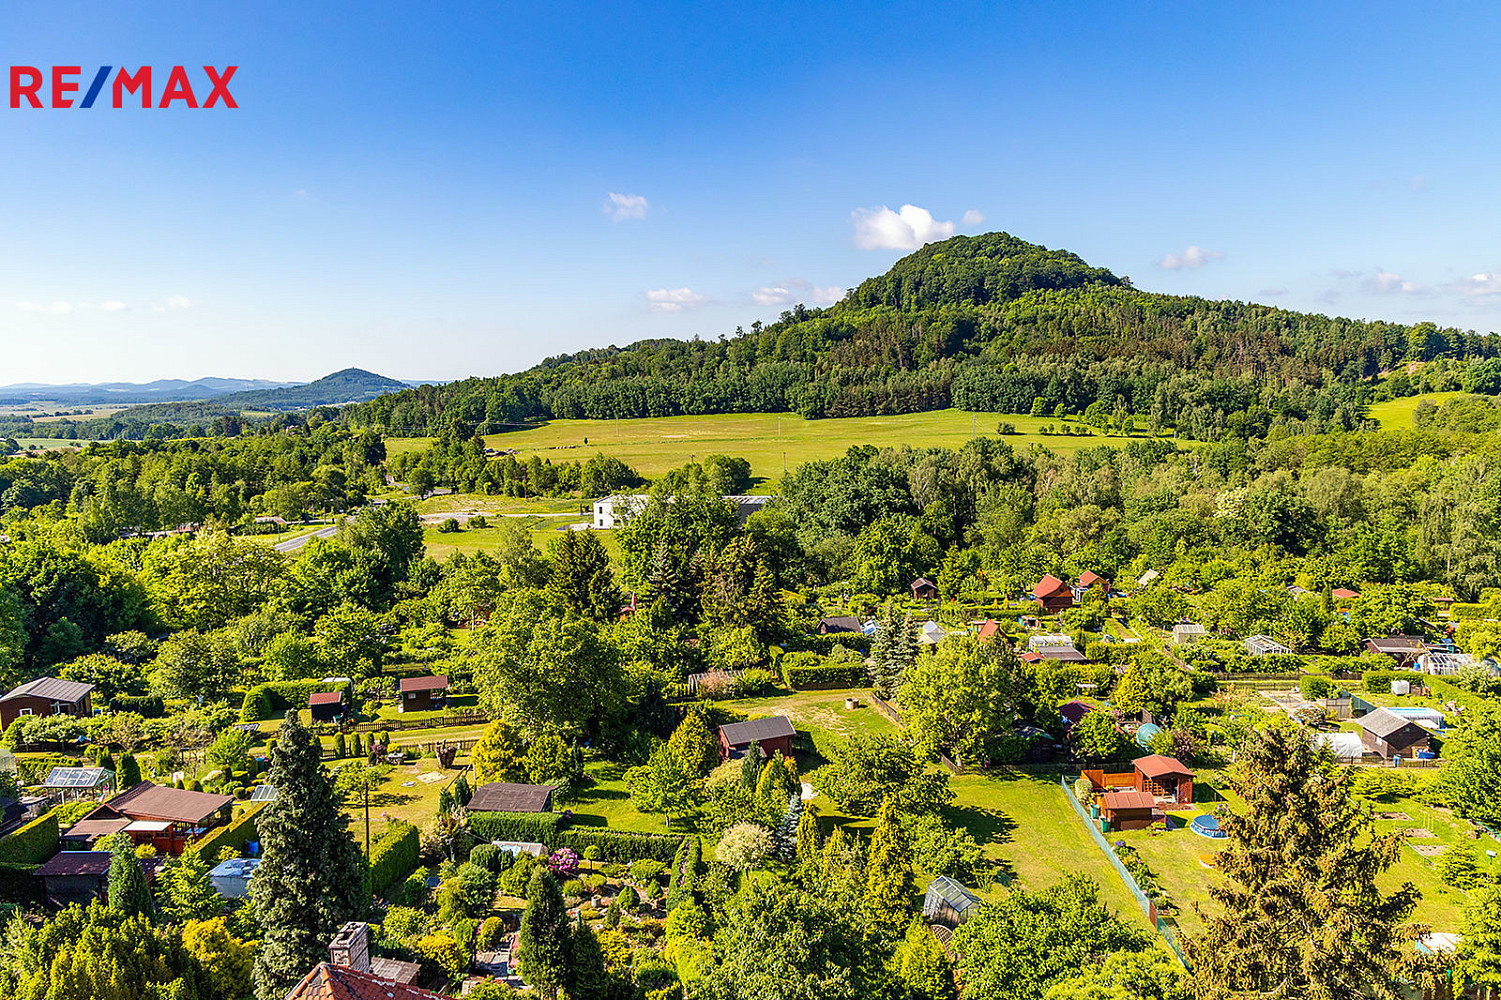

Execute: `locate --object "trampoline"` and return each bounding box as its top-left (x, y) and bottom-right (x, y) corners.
top-left (1190, 814), bottom-right (1227, 839)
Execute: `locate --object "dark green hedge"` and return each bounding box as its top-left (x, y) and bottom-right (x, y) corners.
top-left (782, 662), bottom-right (868, 690)
top-left (240, 680), bottom-right (350, 723)
top-left (110, 695), bottom-right (166, 718)
top-left (188, 804), bottom-right (264, 859)
top-left (468, 811), bottom-right (563, 843)
top-left (556, 829), bottom-right (683, 863)
top-left (0, 812), bottom-right (58, 865)
top-left (787, 633), bottom-right (871, 655)
top-left (1362, 670), bottom-right (1425, 694)
top-left (367, 821), bottom-right (419, 897)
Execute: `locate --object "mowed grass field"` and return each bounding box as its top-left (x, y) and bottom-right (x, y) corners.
top-left (386, 409), bottom-right (1151, 487)
top-left (1366, 391), bottom-right (1465, 429)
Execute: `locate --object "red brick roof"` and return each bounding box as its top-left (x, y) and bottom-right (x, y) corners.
top-left (1031, 574), bottom-right (1069, 598)
top-left (1102, 790), bottom-right (1155, 811)
top-left (1134, 754), bottom-right (1193, 780)
top-left (975, 620), bottom-right (1002, 641)
top-left (309, 691), bottom-right (344, 706)
top-left (399, 675), bottom-right (449, 693)
top-left (1331, 587), bottom-right (1359, 600)
top-left (284, 963), bottom-right (447, 1000)
top-left (1079, 570), bottom-right (1109, 589)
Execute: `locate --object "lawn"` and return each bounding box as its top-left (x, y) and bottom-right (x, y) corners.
top-left (374, 694), bottom-right (480, 723)
top-left (335, 753), bottom-right (469, 835)
top-left (421, 520), bottom-right (620, 563)
top-left (1366, 391), bottom-right (1465, 429)
top-left (387, 410), bottom-right (1168, 487)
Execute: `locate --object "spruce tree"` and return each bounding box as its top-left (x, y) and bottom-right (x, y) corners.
top-left (739, 742), bottom-right (761, 789)
top-left (107, 836), bottom-right (151, 918)
top-left (118, 752), bottom-right (142, 787)
top-left (863, 797), bottom-right (916, 940)
top-left (870, 605), bottom-right (916, 700)
top-left (161, 849), bottom-right (223, 923)
top-left (1188, 726), bottom-right (1418, 1000)
top-left (568, 915), bottom-right (611, 1000)
top-left (516, 869), bottom-right (571, 1000)
top-left (251, 711), bottom-right (366, 1000)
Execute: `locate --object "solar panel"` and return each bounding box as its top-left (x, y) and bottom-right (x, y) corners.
top-left (249, 785), bottom-right (278, 802)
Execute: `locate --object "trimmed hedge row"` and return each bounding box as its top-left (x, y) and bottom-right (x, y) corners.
top-left (468, 811), bottom-right (563, 843)
top-left (786, 633), bottom-right (871, 656)
top-left (557, 828), bottom-right (683, 862)
top-left (367, 820), bottom-right (419, 897)
top-left (1362, 670), bottom-right (1425, 694)
top-left (0, 812), bottom-right (58, 865)
top-left (782, 662), bottom-right (868, 690)
top-left (240, 680), bottom-right (351, 723)
top-left (189, 803), bottom-right (265, 859)
top-left (110, 694), bottom-right (166, 718)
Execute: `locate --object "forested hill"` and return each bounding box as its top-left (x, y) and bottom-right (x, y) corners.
top-left (347, 231), bottom-right (1498, 442)
top-left (215, 368), bottom-right (408, 410)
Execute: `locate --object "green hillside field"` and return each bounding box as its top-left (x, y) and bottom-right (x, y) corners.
top-left (1365, 391), bottom-right (1465, 429)
top-left (387, 409), bottom-right (1160, 486)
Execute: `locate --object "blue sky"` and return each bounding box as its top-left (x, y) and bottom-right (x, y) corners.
top-left (4, 0), bottom-right (1501, 385)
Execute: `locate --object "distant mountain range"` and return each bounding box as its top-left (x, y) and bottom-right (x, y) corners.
top-left (0, 376), bottom-right (291, 406)
top-left (0, 369), bottom-right (409, 410)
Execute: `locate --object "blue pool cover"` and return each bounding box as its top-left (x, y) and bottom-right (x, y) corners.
top-left (1190, 814), bottom-right (1227, 839)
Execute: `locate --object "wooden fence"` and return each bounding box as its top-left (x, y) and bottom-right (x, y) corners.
top-left (349, 713), bottom-right (487, 734)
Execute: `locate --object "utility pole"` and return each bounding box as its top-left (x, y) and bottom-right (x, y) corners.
top-left (364, 782), bottom-right (371, 857)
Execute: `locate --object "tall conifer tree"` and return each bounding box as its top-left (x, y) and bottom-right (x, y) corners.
top-left (517, 868), bottom-right (571, 999)
top-left (1188, 726), bottom-right (1418, 1000)
top-left (251, 711), bottom-right (365, 1000)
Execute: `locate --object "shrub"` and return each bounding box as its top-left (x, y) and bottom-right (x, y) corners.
top-left (562, 878), bottom-right (587, 898)
top-left (616, 885), bottom-right (639, 910)
top-left (401, 870), bottom-right (429, 907)
top-left (238, 680), bottom-right (350, 723)
top-left (478, 915), bottom-right (505, 949)
top-left (548, 848), bottom-right (580, 878)
top-left (187, 804), bottom-right (265, 860)
top-left (714, 823), bottom-right (772, 872)
top-left (1363, 670), bottom-right (1425, 694)
top-left (780, 654), bottom-right (869, 690)
top-left (733, 669), bottom-right (778, 697)
top-left (582, 845), bottom-right (601, 862)
top-left (468, 843), bottom-right (501, 874)
top-left (110, 694), bottom-right (166, 718)
top-left (629, 859), bottom-right (666, 883)
top-left (1299, 674), bottom-right (1335, 700)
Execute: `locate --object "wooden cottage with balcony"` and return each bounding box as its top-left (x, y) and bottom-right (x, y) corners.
top-left (62, 781), bottom-right (233, 855)
top-left (1030, 575), bottom-right (1074, 614)
top-left (0, 677), bottom-right (95, 730)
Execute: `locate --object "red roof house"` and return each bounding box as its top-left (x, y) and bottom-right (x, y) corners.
top-left (397, 675), bottom-right (449, 713)
top-left (1099, 789), bottom-right (1157, 830)
top-left (1331, 587), bottom-right (1359, 600)
top-left (309, 690), bottom-right (346, 722)
top-left (1031, 575), bottom-right (1074, 614)
top-left (1133, 754), bottom-right (1194, 805)
top-left (910, 577), bottom-right (939, 600)
top-left (1078, 570), bottom-right (1111, 592)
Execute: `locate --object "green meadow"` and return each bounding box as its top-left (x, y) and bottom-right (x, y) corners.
top-left (388, 409), bottom-right (1159, 487)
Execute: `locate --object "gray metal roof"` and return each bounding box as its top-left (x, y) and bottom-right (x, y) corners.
top-left (926, 876), bottom-right (979, 910)
top-left (720, 715), bottom-right (796, 746)
top-left (1, 677), bottom-right (94, 703)
top-left (1358, 707), bottom-right (1427, 741)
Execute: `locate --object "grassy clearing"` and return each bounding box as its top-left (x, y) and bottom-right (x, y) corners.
top-left (388, 410), bottom-right (1166, 487)
top-left (420, 521), bottom-right (619, 563)
top-left (335, 754), bottom-right (468, 833)
top-left (1366, 391), bottom-right (1465, 429)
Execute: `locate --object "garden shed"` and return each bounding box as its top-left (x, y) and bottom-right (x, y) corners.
top-left (308, 690), bottom-right (346, 722)
top-left (1172, 623), bottom-right (1207, 645)
top-left (1356, 707), bottom-right (1433, 759)
top-left (922, 876), bottom-right (979, 930)
top-left (35, 851), bottom-right (111, 909)
top-left (718, 716), bottom-right (796, 760)
top-left (398, 675), bottom-right (449, 713)
top-left (1364, 635), bottom-right (1428, 667)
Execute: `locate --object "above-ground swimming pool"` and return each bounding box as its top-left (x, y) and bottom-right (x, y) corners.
top-left (1190, 814), bottom-right (1227, 839)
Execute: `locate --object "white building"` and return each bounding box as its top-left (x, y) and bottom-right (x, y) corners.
top-left (592, 493), bottom-right (771, 529)
top-left (1418, 651), bottom-right (1476, 676)
top-left (1172, 623), bottom-right (1207, 645)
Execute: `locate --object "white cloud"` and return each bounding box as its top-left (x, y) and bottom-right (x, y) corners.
top-left (852, 204), bottom-right (956, 250)
top-left (753, 279), bottom-right (845, 308)
top-left (1258, 287), bottom-right (1289, 297)
top-left (1458, 272), bottom-right (1501, 297)
top-left (646, 287), bottom-right (709, 312)
top-left (100, 300), bottom-right (126, 311)
top-left (605, 192), bottom-right (649, 222)
top-left (961, 209), bottom-right (985, 226)
top-left (1366, 270), bottom-right (1427, 295)
top-left (1157, 246), bottom-right (1225, 270)
top-left (165, 295), bottom-right (191, 309)
top-left (16, 301), bottom-right (74, 314)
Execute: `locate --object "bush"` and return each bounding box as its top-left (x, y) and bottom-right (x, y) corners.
top-left (562, 878), bottom-right (587, 898)
top-left (0, 812), bottom-right (59, 865)
top-left (468, 843), bottom-right (501, 874)
top-left (478, 915), bottom-right (505, 949)
top-left (368, 821), bottom-right (420, 897)
top-left (437, 518), bottom-right (461, 534)
top-left (402, 870), bottom-right (430, 907)
top-left (780, 657), bottom-right (868, 690)
top-left (1299, 674), bottom-right (1335, 700)
top-left (110, 694), bottom-right (166, 718)
top-left (733, 669), bottom-right (778, 697)
top-left (582, 845), bottom-right (601, 862)
top-left (630, 859), bottom-right (667, 883)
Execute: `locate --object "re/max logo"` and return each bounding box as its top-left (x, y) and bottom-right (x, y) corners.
top-left (8, 65), bottom-right (237, 109)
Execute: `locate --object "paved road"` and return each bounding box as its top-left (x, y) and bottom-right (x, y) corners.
top-left (273, 524), bottom-right (338, 553)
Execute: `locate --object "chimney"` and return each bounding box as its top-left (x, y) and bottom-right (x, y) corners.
top-left (328, 921), bottom-right (371, 973)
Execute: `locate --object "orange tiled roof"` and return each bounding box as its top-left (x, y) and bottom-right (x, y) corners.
top-left (284, 963), bottom-right (447, 1000)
